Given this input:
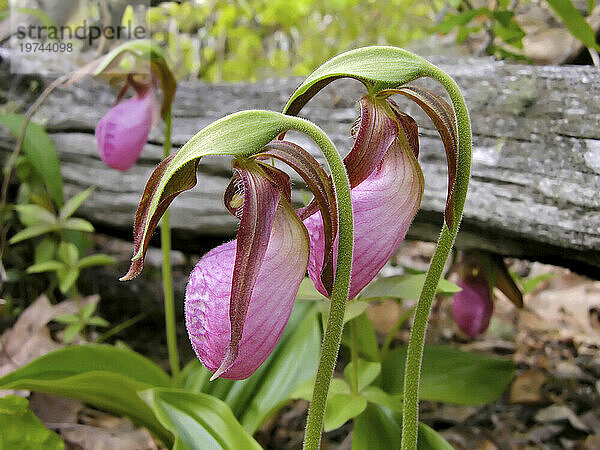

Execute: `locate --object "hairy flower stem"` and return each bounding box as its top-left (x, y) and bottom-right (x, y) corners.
top-left (400, 67), bottom-right (471, 450)
top-left (283, 118), bottom-right (353, 450)
top-left (160, 108), bottom-right (180, 378)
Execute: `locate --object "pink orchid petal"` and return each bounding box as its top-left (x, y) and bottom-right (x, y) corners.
top-left (345, 96), bottom-right (399, 189)
top-left (185, 199), bottom-right (309, 380)
top-left (210, 162), bottom-right (281, 379)
top-left (95, 91), bottom-right (153, 171)
top-left (305, 139), bottom-right (424, 300)
top-left (452, 278), bottom-right (494, 338)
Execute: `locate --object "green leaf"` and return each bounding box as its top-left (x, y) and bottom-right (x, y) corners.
top-left (140, 388), bottom-right (262, 450)
top-left (53, 313), bottom-right (80, 324)
top-left (80, 302), bottom-right (98, 320)
top-left (515, 271), bottom-right (555, 295)
top-left (15, 204), bottom-right (56, 225)
top-left (63, 323), bottom-right (84, 343)
top-left (324, 393), bottom-right (367, 431)
top-left (0, 344), bottom-right (172, 446)
top-left (344, 359), bottom-right (381, 392)
top-left (34, 238), bottom-right (57, 264)
top-left (283, 46), bottom-right (434, 115)
top-left (0, 344), bottom-right (170, 386)
top-left (342, 312), bottom-right (379, 362)
top-left (26, 260), bottom-right (66, 274)
top-left (57, 242), bottom-right (79, 266)
top-left (344, 299), bottom-right (369, 323)
top-left (291, 377), bottom-right (351, 401)
top-left (0, 114), bottom-right (64, 206)
top-left (296, 277), bottom-right (327, 300)
top-left (492, 16), bottom-right (526, 49)
top-left (87, 316), bottom-right (110, 327)
top-left (237, 302), bottom-right (321, 433)
top-left (361, 386), bottom-right (402, 412)
top-left (353, 403), bottom-right (453, 450)
top-left (9, 222), bottom-right (58, 244)
top-left (61, 218), bottom-right (95, 233)
top-left (359, 273), bottom-right (461, 301)
top-left (0, 396), bottom-right (64, 450)
top-left (352, 403), bottom-right (401, 450)
top-left (546, 0), bottom-right (600, 51)
top-left (77, 254), bottom-right (116, 269)
top-left (14, 7), bottom-right (56, 30)
top-left (416, 421), bottom-right (455, 450)
top-left (433, 8), bottom-right (489, 34)
top-left (381, 345), bottom-right (515, 405)
top-left (57, 268), bottom-right (80, 294)
top-left (320, 298), bottom-right (369, 329)
top-left (59, 187), bottom-right (94, 220)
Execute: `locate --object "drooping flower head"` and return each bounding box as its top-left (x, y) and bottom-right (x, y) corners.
top-left (451, 252), bottom-right (523, 337)
top-left (95, 77), bottom-right (158, 171)
top-left (122, 46), bottom-right (472, 381)
top-left (296, 87), bottom-right (460, 300)
top-left (93, 40), bottom-right (176, 171)
top-left (120, 118), bottom-right (339, 380)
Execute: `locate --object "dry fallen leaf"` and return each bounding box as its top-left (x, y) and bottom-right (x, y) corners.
top-left (510, 368), bottom-right (546, 404)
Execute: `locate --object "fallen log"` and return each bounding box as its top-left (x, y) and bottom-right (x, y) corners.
top-left (1, 53), bottom-right (599, 277)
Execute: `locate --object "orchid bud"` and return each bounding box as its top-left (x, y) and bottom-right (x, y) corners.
top-left (95, 91), bottom-right (153, 171)
top-left (452, 277), bottom-right (494, 338)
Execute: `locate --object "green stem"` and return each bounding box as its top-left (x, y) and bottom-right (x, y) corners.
top-left (400, 66), bottom-right (472, 449)
top-left (161, 108), bottom-right (180, 378)
top-left (96, 312), bottom-right (148, 344)
top-left (285, 117), bottom-right (353, 450)
top-left (350, 319), bottom-right (359, 395)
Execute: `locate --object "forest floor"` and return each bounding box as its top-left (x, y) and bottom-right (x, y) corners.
top-left (1, 239), bottom-right (599, 449)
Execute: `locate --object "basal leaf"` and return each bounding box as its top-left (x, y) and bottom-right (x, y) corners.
top-left (0, 345), bottom-right (172, 445)
top-left (353, 403), bottom-right (453, 450)
top-left (0, 396), bottom-right (64, 450)
top-left (359, 273), bottom-right (460, 301)
top-left (140, 388), bottom-right (262, 450)
top-left (344, 359), bottom-right (381, 392)
top-left (381, 345), bottom-right (515, 405)
top-left (0, 344), bottom-right (170, 390)
top-left (546, 0), bottom-right (600, 51)
top-left (324, 393), bottom-right (367, 432)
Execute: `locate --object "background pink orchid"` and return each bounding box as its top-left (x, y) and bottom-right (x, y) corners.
top-left (95, 88), bottom-right (156, 171)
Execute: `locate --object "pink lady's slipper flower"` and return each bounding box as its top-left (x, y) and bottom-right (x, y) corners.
top-left (452, 276), bottom-right (494, 338)
top-left (185, 160), bottom-right (311, 380)
top-left (95, 75), bottom-right (160, 171)
top-left (451, 252), bottom-right (523, 337)
top-left (121, 139), bottom-right (338, 380)
top-left (302, 87), bottom-right (460, 299)
top-left (186, 150), bottom-right (339, 379)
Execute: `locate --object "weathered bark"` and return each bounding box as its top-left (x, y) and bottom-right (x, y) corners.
top-left (1, 54), bottom-right (599, 276)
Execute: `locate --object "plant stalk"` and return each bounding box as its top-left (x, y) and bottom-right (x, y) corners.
top-left (400, 66), bottom-right (472, 450)
top-left (285, 117), bottom-right (353, 450)
top-left (161, 108), bottom-right (180, 378)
